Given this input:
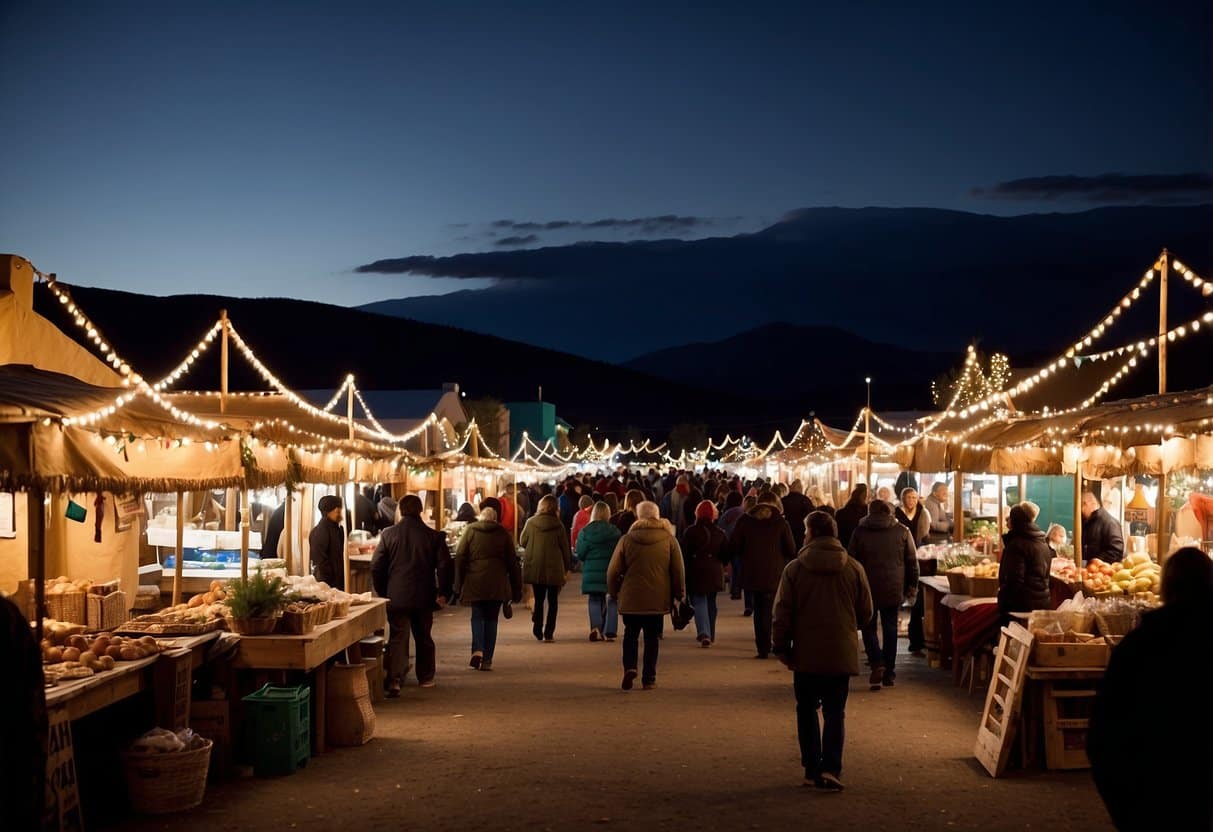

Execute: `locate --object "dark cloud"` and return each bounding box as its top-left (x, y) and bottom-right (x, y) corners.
top-left (490, 214), bottom-right (718, 234)
top-left (972, 172), bottom-right (1213, 202)
top-left (495, 234), bottom-right (540, 247)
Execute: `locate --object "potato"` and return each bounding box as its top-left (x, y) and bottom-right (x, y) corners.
top-left (210, 580), bottom-right (223, 592)
top-left (106, 645), bottom-right (124, 659)
top-left (132, 647), bottom-right (147, 659)
top-left (119, 647), bottom-right (138, 661)
top-left (90, 637), bottom-right (109, 654)
top-left (46, 647), bottom-right (63, 663)
top-left (187, 594), bottom-right (205, 608)
top-left (202, 592), bottom-right (215, 605)
top-left (67, 635), bottom-right (89, 651)
top-left (137, 636), bottom-right (157, 647)
top-left (79, 651), bottom-right (97, 667)
top-left (97, 655), bottom-right (115, 671)
top-left (62, 647), bottom-right (81, 663)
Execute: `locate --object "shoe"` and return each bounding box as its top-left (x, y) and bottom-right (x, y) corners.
top-left (533, 625), bottom-right (543, 641)
top-left (418, 678), bottom-right (436, 689)
top-left (590, 629), bottom-right (601, 642)
top-left (605, 634), bottom-right (617, 642)
top-left (502, 601), bottom-right (513, 619)
top-left (882, 671), bottom-right (896, 688)
top-left (699, 635), bottom-right (711, 648)
top-left (469, 651), bottom-right (483, 670)
top-left (543, 636), bottom-right (554, 643)
top-left (743, 608), bottom-right (753, 617)
top-left (755, 653), bottom-right (769, 660)
top-left (818, 773), bottom-right (845, 791)
top-left (479, 661), bottom-right (493, 671)
top-left (622, 669), bottom-right (637, 691)
top-left (642, 681), bottom-right (656, 690)
top-left (387, 679), bottom-right (402, 698)
top-left (869, 665), bottom-right (884, 692)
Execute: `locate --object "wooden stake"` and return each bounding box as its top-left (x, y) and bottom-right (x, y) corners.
top-left (220, 309), bottom-right (229, 414)
top-left (173, 491), bottom-right (185, 606)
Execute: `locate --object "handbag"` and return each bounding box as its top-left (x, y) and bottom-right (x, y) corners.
top-left (670, 596), bottom-right (695, 631)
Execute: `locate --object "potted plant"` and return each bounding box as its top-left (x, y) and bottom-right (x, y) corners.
top-left (224, 570), bottom-right (289, 635)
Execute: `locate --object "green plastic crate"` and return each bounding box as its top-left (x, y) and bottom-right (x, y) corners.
top-left (242, 684), bottom-right (310, 776)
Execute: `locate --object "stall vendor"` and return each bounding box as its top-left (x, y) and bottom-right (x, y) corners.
top-left (311, 495), bottom-right (346, 590)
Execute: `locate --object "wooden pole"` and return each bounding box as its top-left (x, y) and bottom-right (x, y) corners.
top-left (173, 491), bottom-right (185, 605)
top-left (436, 467), bottom-right (445, 530)
top-left (343, 486), bottom-right (352, 591)
top-left (952, 472), bottom-right (964, 543)
top-left (347, 380), bottom-right (355, 442)
top-left (996, 476), bottom-right (1005, 555)
top-left (283, 489), bottom-right (293, 574)
top-left (1156, 249), bottom-right (1171, 558)
top-left (864, 407), bottom-right (873, 490)
top-left (240, 488), bottom-right (250, 581)
top-left (220, 309), bottom-right (229, 414)
top-left (1073, 471), bottom-right (1088, 568)
top-left (512, 469), bottom-right (519, 545)
top-left (30, 486), bottom-right (46, 644)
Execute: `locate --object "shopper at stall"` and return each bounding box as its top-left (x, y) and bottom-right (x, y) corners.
top-left (996, 504), bottom-right (1052, 625)
top-left (848, 498), bottom-right (918, 689)
top-left (895, 488), bottom-right (931, 546)
top-left (683, 500), bottom-right (729, 646)
top-left (782, 480), bottom-right (814, 552)
top-left (835, 484), bottom-right (870, 548)
top-left (375, 495), bottom-right (398, 533)
top-left (1088, 546), bottom-right (1213, 831)
top-left (310, 495), bottom-right (346, 590)
top-left (727, 491), bottom-right (797, 658)
top-left (454, 505), bottom-right (523, 671)
top-left (0, 596), bottom-right (46, 832)
top-left (520, 495), bottom-right (573, 642)
top-left (262, 501), bottom-right (286, 559)
top-left (606, 501), bottom-right (686, 690)
top-left (575, 501), bottom-right (623, 641)
top-left (924, 482), bottom-right (953, 544)
top-left (773, 511), bottom-right (874, 791)
top-left (1044, 523), bottom-right (1067, 552)
top-left (1081, 491), bottom-right (1125, 562)
top-left (455, 502), bottom-right (478, 523)
top-left (371, 495), bottom-right (453, 695)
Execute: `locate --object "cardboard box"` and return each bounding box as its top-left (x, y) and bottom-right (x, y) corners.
top-left (1032, 641), bottom-right (1109, 668)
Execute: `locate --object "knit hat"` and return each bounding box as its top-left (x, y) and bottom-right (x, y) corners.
top-left (318, 495), bottom-right (342, 514)
top-left (695, 500), bottom-right (718, 521)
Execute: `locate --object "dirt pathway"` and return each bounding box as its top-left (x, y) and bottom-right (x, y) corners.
top-left (110, 594), bottom-right (1112, 831)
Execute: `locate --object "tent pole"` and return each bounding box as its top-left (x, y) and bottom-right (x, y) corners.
top-left (436, 467), bottom-right (445, 530)
top-left (240, 487), bottom-right (250, 581)
top-left (1156, 249), bottom-right (1171, 559)
top-left (952, 472), bottom-right (964, 543)
top-left (283, 487), bottom-right (293, 575)
top-left (1073, 469), bottom-right (1084, 570)
top-left (30, 486), bottom-right (46, 643)
top-left (173, 491), bottom-right (184, 606)
top-left (220, 309), bottom-right (229, 414)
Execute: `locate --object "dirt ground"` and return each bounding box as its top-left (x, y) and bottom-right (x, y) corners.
top-left (109, 594), bottom-right (1113, 832)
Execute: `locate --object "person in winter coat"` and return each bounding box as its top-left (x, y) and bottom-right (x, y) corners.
top-left (660, 475), bottom-right (693, 537)
top-left (612, 489), bottom-right (645, 535)
top-left (924, 482), bottom-right (953, 544)
top-left (895, 487), bottom-right (931, 655)
top-left (683, 500), bottom-right (729, 646)
top-left (310, 495), bottom-right (346, 590)
top-left (727, 492), bottom-right (797, 658)
top-left (520, 495), bottom-right (573, 642)
top-left (848, 498), bottom-right (918, 689)
top-left (1081, 491), bottom-right (1125, 563)
top-left (773, 511), bottom-right (874, 791)
top-left (782, 480), bottom-right (814, 552)
top-left (606, 501), bottom-right (686, 691)
top-left (261, 501), bottom-right (286, 560)
top-left (570, 495), bottom-right (595, 548)
top-left (834, 484), bottom-right (869, 549)
top-left (996, 504), bottom-right (1053, 623)
top-left (1088, 547), bottom-right (1213, 831)
top-left (371, 495), bottom-right (454, 694)
top-left (454, 505), bottom-right (523, 671)
top-left (0, 596), bottom-right (46, 832)
top-left (575, 502), bottom-right (623, 641)
top-left (455, 502), bottom-right (478, 523)
top-left (558, 479), bottom-right (581, 529)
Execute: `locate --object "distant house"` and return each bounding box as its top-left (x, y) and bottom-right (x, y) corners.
top-left (302, 382), bottom-right (469, 457)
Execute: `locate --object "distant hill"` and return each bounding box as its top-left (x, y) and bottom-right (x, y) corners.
top-left (356, 204), bottom-right (1213, 363)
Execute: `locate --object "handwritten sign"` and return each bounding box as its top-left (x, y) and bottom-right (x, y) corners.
top-left (45, 707), bottom-right (84, 832)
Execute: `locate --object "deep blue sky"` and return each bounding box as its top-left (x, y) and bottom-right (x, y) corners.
top-left (1, 1), bottom-right (1209, 306)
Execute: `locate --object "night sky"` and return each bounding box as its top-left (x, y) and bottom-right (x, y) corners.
top-left (1, 1), bottom-right (1209, 309)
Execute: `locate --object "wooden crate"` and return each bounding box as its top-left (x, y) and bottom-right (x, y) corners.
top-left (87, 590), bottom-right (128, 631)
top-left (1042, 683), bottom-right (1097, 769)
top-left (946, 572), bottom-right (970, 595)
top-left (969, 576), bottom-right (1000, 598)
top-left (1032, 642), bottom-right (1108, 668)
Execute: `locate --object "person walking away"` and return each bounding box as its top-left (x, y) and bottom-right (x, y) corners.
top-left (606, 501), bottom-right (686, 690)
top-left (782, 479), bottom-right (814, 552)
top-left (371, 495), bottom-right (453, 695)
top-left (1088, 547), bottom-right (1213, 831)
top-left (848, 498), bottom-right (918, 689)
top-left (575, 501), bottom-right (622, 641)
top-left (996, 503), bottom-right (1052, 626)
top-left (834, 484), bottom-right (869, 550)
top-left (683, 500), bottom-right (728, 646)
top-left (520, 495), bottom-right (573, 642)
top-left (727, 491), bottom-right (797, 658)
top-left (924, 482), bottom-right (953, 544)
top-left (454, 505), bottom-right (522, 671)
top-left (724, 493), bottom-right (756, 612)
top-left (773, 511), bottom-right (874, 791)
top-left (612, 489), bottom-right (645, 535)
top-left (570, 494), bottom-right (595, 547)
top-left (558, 479), bottom-right (581, 529)
top-left (310, 495), bottom-right (346, 590)
top-left (895, 487), bottom-right (931, 655)
top-left (1080, 491), bottom-right (1125, 563)
top-left (660, 474), bottom-right (693, 537)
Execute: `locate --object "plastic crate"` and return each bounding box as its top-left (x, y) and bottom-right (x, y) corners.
top-left (241, 684), bottom-right (310, 776)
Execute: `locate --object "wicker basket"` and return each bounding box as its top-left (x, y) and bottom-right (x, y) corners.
top-left (88, 590), bottom-right (129, 632)
top-left (279, 605), bottom-right (323, 635)
top-left (229, 616), bottom-right (279, 636)
top-left (313, 602), bottom-right (334, 626)
top-left (329, 599), bottom-right (351, 619)
top-left (326, 663), bottom-right (375, 747)
top-left (48, 590), bottom-right (88, 625)
top-left (122, 740), bottom-right (212, 814)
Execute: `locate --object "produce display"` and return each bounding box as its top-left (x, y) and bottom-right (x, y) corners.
top-left (40, 619), bottom-right (88, 644)
top-left (1081, 553), bottom-right (1161, 601)
top-left (947, 558), bottom-right (999, 579)
top-left (282, 575), bottom-right (372, 605)
top-left (47, 575), bottom-right (92, 595)
top-left (41, 631), bottom-right (165, 683)
top-left (1049, 557), bottom-right (1080, 583)
top-left (129, 726), bottom-right (210, 754)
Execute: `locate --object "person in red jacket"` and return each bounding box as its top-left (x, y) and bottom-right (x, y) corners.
top-left (570, 495), bottom-right (595, 547)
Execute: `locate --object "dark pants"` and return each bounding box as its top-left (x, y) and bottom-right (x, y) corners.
top-left (730, 557), bottom-right (754, 611)
top-left (531, 584), bottom-right (561, 638)
top-left (621, 613), bottom-right (663, 684)
top-left (793, 672), bottom-right (850, 778)
top-left (862, 605), bottom-right (900, 674)
top-left (908, 591), bottom-right (925, 651)
top-left (470, 601), bottom-right (502, 660)
top-left (751, 591), bottom-right (775, 656)
top-left (387, 607), bottom-right (435, 684)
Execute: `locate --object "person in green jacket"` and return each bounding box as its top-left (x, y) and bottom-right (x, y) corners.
top-left (520, 495), bottom-right (573, 642)
top-left (575, 502), bottom-right (623, 641)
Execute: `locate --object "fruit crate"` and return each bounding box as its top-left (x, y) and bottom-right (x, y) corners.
top-left (241, 684), bottom-right (310, 777)
top-left (1032, 641), bottom-right (1109, 668)
top-left (945, 572), bottom-right (971, 595)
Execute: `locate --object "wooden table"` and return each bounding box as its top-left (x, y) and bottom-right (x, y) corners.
top-left (1021, 665), bottom-right (1106, 770)
top-left (920, 576), bottom-right (952, 669)
top-left (231, 600), bottom-right (387, 753)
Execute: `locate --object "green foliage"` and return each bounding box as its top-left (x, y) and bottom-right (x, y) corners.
top-left (225, 569), bottom-right (289, 619)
